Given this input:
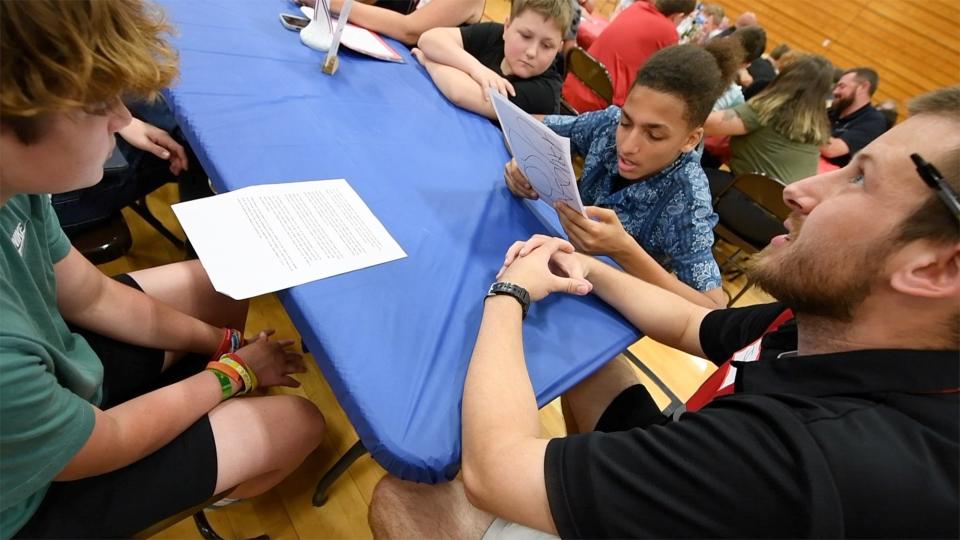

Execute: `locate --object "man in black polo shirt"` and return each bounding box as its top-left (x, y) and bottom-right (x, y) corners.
top-left (821, 67), bottom-right (890, 168)
top-left (368, 87), bottom-right (959, 538)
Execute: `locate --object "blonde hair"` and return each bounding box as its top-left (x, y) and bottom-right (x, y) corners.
top-left (1, 0), bottom-right (178, 141)
top-left (748, 54), bottom-right (832, 145)
top-left (510, 0), bottom-right (574, 37)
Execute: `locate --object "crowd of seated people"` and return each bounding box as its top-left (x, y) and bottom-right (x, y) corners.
top-left (2, 0), bottom-right (956, 538)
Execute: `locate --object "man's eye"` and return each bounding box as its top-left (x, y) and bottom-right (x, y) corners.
top-left (850, 173), bottom-right (865, 184)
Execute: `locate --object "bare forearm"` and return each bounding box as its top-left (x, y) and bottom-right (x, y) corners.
top-left (611, 243), bottom-right (725, 308)
top-left (422, 59), bottom-right (496, 118)
top-left (585, 256), bottom-right (711, 356)
top-left (70, 276), bottom-right (222, 355)
top-left (820, 137), bottom-right (849, 158)
top-left (418, 29), bottom-right (487, 75)
top-left (461, 296), bottom-right (553, 529)
top-left (704, 109), bottom-right (747, 137)
top-left (347, 3), bottom-right (417, 45)
top-left (349, 0), bottom-right (483, 45)
top-left (463, 297), bottom-right (541, 463)
top-left (57, 370), bottom-right (230, 480)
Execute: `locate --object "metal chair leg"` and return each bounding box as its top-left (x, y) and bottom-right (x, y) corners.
top-left (129, 197), bottom-right (186, 249)
top-left (729, 278), bottom-right (755, 306)
top-left (313, 440), bottom-right (368, 506)
top-left (193, 511), bottom-right (225, 540)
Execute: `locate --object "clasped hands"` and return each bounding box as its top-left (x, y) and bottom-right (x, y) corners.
top-left (494, 235), bottom-right (593, 303)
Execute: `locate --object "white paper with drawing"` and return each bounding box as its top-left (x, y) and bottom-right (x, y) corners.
top-left (489, 91), bottom-right (585, 215)
top-left (172, 179), bottom-right (406, 300)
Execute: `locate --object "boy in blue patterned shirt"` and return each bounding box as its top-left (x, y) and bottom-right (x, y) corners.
top-left (505, 40), bottom-right (746, 307)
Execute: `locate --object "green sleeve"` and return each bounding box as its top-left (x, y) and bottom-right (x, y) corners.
top-left (0, 337), bottom-right (95, 520)
top-left (733, 102), bottom-right (762, 132)
top-left (41, 195), bottom-right (71, 263)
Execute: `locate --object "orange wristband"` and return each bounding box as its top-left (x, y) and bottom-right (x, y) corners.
top-left (206, 360), bottom-right (242, 390)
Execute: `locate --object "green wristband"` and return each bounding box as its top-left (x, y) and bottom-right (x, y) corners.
top-left (208, 368), bottom-right (235, 400)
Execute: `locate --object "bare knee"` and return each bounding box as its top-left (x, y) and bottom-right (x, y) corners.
top-left (369, 477), bottom-right (493, 540)
top-left (210, 394), bottom-right (325, 494)
top-left (179, 259), bottom-right (247, 329)
top-left (369, 475), bottom-right (414, 538)
top-left (267, 394), bottom-right (326, 453)
top-left (564, 354), bottom-right (639, 433)
top-left (129, 259), bottom-right (248, 329)
top-left (289, 394), bottom-right (326, 445)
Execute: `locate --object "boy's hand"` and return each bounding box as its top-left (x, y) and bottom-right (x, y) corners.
top-left (411, 47), bottom-right (426, 65)
top-left (504, 158), bottom-right (539, 199)
top-left (556, 203), bottom-right (633, 256)
top-left (234, 330), bottom-right (305, 389)
top-left (118, 118), bottom-right (189, 175)
top-left (470, 66), bottom-right (515, 101)
top-left (497, 237), bottom-right (592, 302)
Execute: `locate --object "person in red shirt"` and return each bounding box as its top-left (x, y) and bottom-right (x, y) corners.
top-left (562, 0), bottom-right (693, 113)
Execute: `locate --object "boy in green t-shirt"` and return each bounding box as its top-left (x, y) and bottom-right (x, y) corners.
top-left (0, 2), bottom-right (325, 537)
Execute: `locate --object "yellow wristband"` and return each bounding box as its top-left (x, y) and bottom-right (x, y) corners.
top-left (220, 357), bottom-right (253, 394)
top-left (223, 353), bottom-right (260, 391)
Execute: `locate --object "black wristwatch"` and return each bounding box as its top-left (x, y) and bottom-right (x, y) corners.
top-left (485, 281), bottom-right (530, 319)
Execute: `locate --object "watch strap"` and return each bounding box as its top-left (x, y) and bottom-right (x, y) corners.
top-left (485, 281), bottom-right (530, 319)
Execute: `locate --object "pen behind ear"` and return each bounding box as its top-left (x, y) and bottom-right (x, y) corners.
top-left (910, 153), bottom-right (960, 221)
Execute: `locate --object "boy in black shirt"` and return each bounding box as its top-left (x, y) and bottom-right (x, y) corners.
top-left (413, 0), bottom-right (572, 117)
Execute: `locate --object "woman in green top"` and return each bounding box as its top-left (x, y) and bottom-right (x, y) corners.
top-left (704, 54), bottom-right (833, 184)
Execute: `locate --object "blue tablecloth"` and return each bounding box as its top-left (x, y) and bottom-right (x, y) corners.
top-left (159, 0), bottom-right (640, 483)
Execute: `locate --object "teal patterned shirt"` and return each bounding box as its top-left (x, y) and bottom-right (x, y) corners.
top-left (544, 106), bottom-right (722, 291)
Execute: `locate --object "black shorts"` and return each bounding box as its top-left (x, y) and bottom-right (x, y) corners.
top-left (15, 275), bottom-right (219, 539)
top-left (595, 384), bottom-right (671, 432)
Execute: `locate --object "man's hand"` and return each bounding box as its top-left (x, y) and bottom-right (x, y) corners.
top-left (496, 236), bottom-right (592, 301)
top-left (504, 158), bottom-right (539, 199)
top-left (469, 65), bottom-right (515, 101)
top-left (556, 203), bottom-right (632, 256)
top-left (118, 118), bottom-right (188, 175)
top-left (233, 330), bottom-right (305, 389)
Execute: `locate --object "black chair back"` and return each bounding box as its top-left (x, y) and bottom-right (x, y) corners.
top-left (713, 172), bottom-right (790, 252)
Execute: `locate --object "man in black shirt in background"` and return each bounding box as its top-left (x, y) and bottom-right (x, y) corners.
top-left (369, 87), bottom-right (959, 538)
top-left (821, 67), bottom-right (889, 168)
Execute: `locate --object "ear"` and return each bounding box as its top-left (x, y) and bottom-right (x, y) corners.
top-left (503, 15), bottom-right (511, 31)
top-left (680, 126), bottom-right (703, 153)
top-left (889, 241), bottom-right (960, 300)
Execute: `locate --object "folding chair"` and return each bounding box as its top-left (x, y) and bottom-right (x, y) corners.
top-left (560, 46), bottom-right (613, 114)
top-left (132, 492), bottom-right (269, 540)
top-left (711, 172), bottom-right (790, 304)
top-left (59, 143), bottom-right (187, 264)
